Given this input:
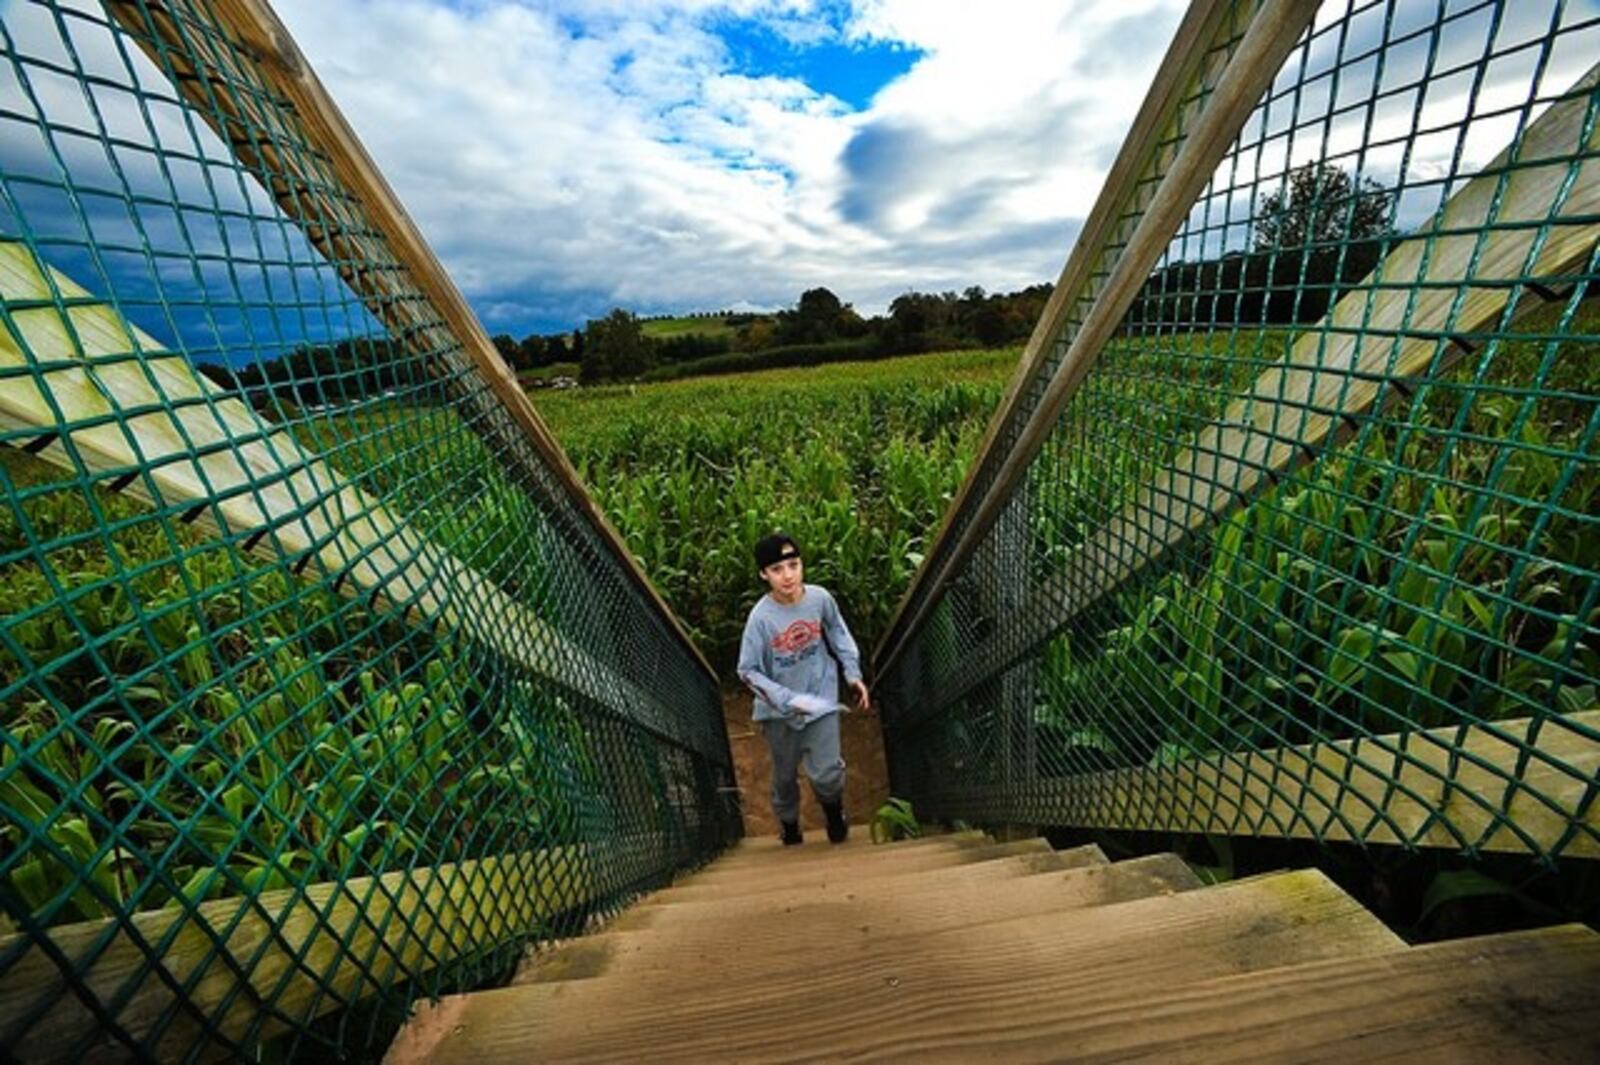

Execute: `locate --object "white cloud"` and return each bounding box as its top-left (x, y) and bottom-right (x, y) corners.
top-left (271, 0), bottom-right (1186, 329)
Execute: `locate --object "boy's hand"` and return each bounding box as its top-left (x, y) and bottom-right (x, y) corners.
top-left (849, 679), bottom-right (872, 714)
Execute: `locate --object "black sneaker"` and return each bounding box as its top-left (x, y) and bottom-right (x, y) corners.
top-left (822, 801), bottom-right (848, 844)
top-left (780, 820), bottom-right (803, 846)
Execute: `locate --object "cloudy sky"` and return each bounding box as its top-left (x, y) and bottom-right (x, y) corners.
top-left (2, 0), bottom-right (1595, 350)
top-left (270, 0), bottom-right (1186, 335)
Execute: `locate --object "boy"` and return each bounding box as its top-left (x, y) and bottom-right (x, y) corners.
top-left (737, 532), bottom-right (870, 845)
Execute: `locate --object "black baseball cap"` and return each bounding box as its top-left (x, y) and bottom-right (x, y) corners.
top-left (754, 532), bottom-right (801, 570)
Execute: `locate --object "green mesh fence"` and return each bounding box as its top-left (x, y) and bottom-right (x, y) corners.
top-left (878, 0), bottom-right (1599, 861)
top-left (0, 0), bottom-right (739, 1059)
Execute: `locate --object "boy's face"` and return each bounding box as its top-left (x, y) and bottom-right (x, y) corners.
top-left (760, 555), bottom-right (804, 600)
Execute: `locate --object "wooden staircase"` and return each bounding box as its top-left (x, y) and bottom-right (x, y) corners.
top-left (386, 833), bottom-right (1600, 1062)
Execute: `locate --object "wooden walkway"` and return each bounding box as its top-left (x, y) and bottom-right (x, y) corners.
top-left (386, 832), bottom-right (1599, 1062)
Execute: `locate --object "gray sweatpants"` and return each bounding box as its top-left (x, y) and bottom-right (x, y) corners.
top-left (762, 713), bottom-right (846, 824)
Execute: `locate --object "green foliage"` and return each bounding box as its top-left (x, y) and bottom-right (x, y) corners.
top-left (535, 347), bottom-right (1017, 669)
top-left (639, 337), bottom-right (881, 382)
top-left (639, 314), bottom-right (741, 340)
top-left (1030, 298), bottom-right (1600, 774)
top-left (581, 308), bottom-right (655, 382)
top-left (871, 798), bottom-right (921, 843)
top-left (0, 415), bottom-right (597, 927)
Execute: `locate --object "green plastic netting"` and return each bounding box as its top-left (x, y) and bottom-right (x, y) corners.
top-left (0, 0), bottom-right (738, 1058)
top-left (877, 0), bottom-right (1600, 861)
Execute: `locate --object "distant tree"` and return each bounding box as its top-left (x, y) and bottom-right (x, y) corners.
top-left (491, 333), bottom-right (519, 367)
top-left (544, 333), bottom-right (570, 365)
top-left (737, 318), bottom-right (776, 352)
top-left (973, 304), bottom-right (1009, 347)
top-left (516, 334), bottom-right (545, 370)
top-left (1255, 162), bottom-right (1392, 251)
top-left (581, 309), bottom-right (654, 382)
top-left (776, 287), bottom-right (849, 345)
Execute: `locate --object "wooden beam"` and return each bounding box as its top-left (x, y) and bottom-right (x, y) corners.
top-left (0, 240), bottom-right (697, 753)
top-left (936, 711), bottom-right (1600, 859)
top-left (871, 0), bottom-right (1249, 670)
top-left (0, 837), bottom-right (681, 1059)
top-left (103, 0), bottom-right (715, 683)
top-left (877, 1), bottom-right (1322, 679)
top-left (874, 0), bottom-right (1250, 671)
top-left (1030, 60), bottom-right (1600, 640)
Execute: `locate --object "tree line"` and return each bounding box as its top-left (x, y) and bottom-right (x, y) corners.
top-left (200, 162), bottom-right (1401, 397)
top-left (510, 283), bottom-right (1055, 385)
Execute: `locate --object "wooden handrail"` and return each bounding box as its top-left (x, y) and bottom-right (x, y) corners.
top-left (929, 711), bottom-right (1600, 859)
top-left (0, 838), bottom-right (678, 1059)
top-left (871, 0), bottom-right (1254, 671)
top-left (893, 61), bottom-right (1600, 710)
top-left (104, 0), bottom-right (716, 684)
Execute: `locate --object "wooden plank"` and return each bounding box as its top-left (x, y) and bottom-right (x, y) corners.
top-left (387, 869), bottom-right (1404, 1063)
top-left (1035, 60), bottom-right (1600, 638)
top-left (614, 846), bottom-right (1109, 928)
top-left (872, 0), bottom-right (1249, 668)
top-left (940, 710), bottom-right (1600, 859)
top-left (0, 239), bottom-right (695, 751)
top-left (877, 2), bottom-right (1322, 679)
top-left (103, 0), bottom-right (715, 684)
top-left (987, 925), bottom-right (1600, 1063)
top-left (0, 843), bottom-right (608, 1060)
top-left (636, 847), bottom-right (1088, 913)
top-left (709, 829), bottom-right (990, 869)
top-left (644, 838), bottom-right (1062, 904)
top-left (513, 852), bottom-right (1199, 986)
top-left (664, 832), bottom-right (1003, 886)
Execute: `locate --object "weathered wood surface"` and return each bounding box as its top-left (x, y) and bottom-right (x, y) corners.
top-left (645, 837), bottom-right (1069, 905)
top-left (0, 844), bottom-right (603, 1060)
top-left (514, 852), bottom-right (1200, 986)
top-left (1037, 60), bottom-right (1600, 633)
top-left (391, 868), bottom-right (1403, 1063)
top-left (939, 710), bottom-right (1600, 859)
top-left (990, 924), bottom-right (1600, 1063)
top-left (0, 240), bottom-right (689, 746)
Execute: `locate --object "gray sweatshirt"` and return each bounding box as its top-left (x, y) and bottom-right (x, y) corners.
top-left (737, 584), bottom-right (862, 727)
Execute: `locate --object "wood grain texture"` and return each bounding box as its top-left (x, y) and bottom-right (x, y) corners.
top-left (514, 853), bottom-right (1202, 986)
top-left (708, 830), bottom-right (990, 870)
top-left (972, 924), bottom-right (1600, 1064)
top-left (0, 241), bottom-right (684, 746)
top-left (634, 847), bottom-right (1096, 914)
top-left (0, 844), bottom-right (599, 1060)
top-left (665, 834), bottom-right (1046, 890)
top-left (942, 710), bottom-right (1600, 858)
top-left (642, 838), bottom-right (1068, 904)
top-left (1036, 60), bottom-right (1600, 636)
top-left (392, 869), bottom-right (1403, 1064)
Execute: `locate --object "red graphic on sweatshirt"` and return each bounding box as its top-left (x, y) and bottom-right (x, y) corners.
top-left (771, 619), bottom-right (821, 654)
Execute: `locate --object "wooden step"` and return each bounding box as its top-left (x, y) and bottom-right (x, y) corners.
top-left (646, 837), bottom-right (1065, 904)
top-left (513, 853), bottom-right (1202, 987)
top-left (947, 924), bottom-right (1600, 1063)
top-left (389, 869), bottom-right (1403, 1063)
top-left (711, 829), bottom-right (990, 868)
top-left (632, 844), bottom-right (1106, 917)
top-left (670, 833), bottom-right (996, 885)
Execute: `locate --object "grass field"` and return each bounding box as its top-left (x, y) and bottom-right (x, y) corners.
top-left (638, 314), bottom-right (745, 340)
top-left (532, 347), bottom-right (1018, 669)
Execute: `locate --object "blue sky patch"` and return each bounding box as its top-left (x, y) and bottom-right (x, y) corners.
top-left (713, 16), bottom-right (922, 110)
